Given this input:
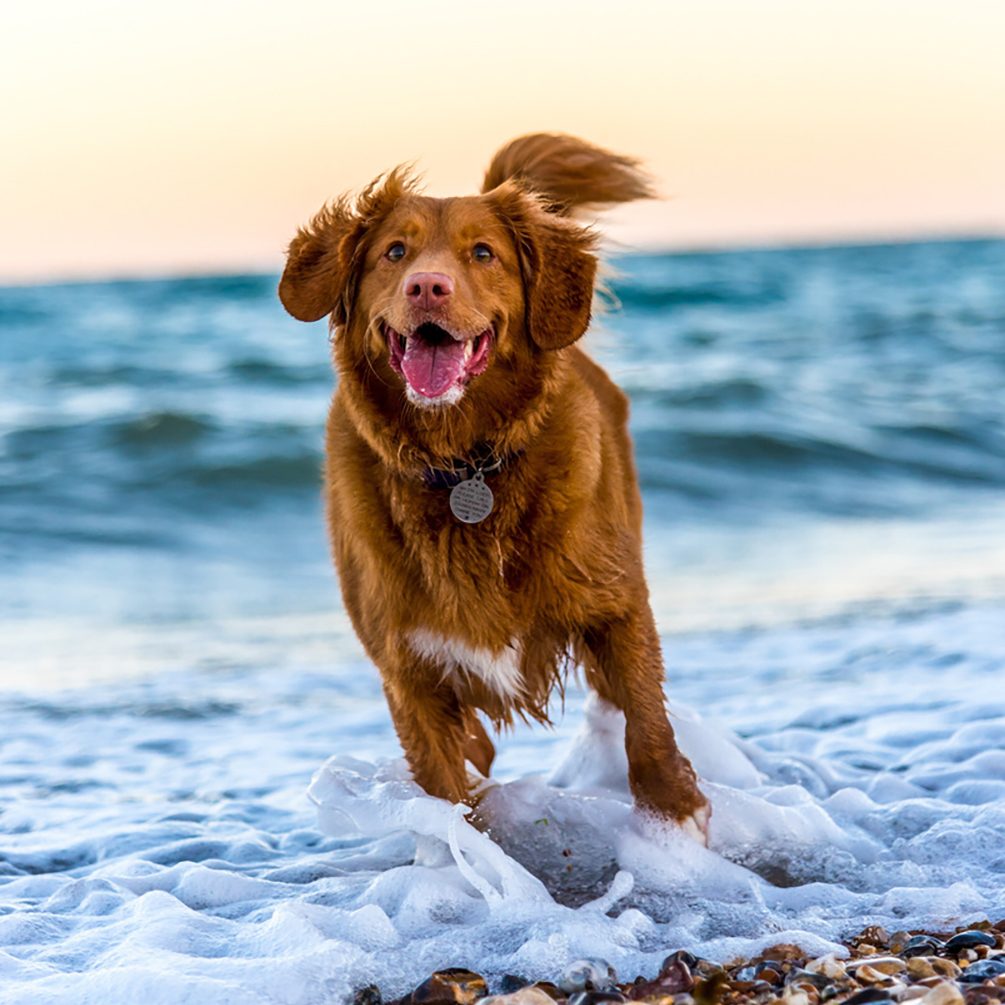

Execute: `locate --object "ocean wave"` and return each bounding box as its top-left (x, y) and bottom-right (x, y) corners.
top-left (47, 363), bottom-right (176, 388)
top-left (2, 412), bottom-right (218, 459)
top-left (227, 357), bottom-right (329, 384)
top-left (636, 422), bottom-right (1004, 487)
top-left (0, 300), bottom-right (50, 325)
top-left (88, 272), bottom-right (278, 305)
top-left (2, 412), bottom-right (1001, 529)
top-left (611, 278), bottom-right (786, 310)
top-left (629, 377), bottom-right (770, 407)
top-left (1, 239), bottom-right (1003, 533)
top-left (110, 410), bottom-right (218, 448)
top-left (1, 411), bottom-right (323, 517)
top-left (185, 452), bottom-right (322, 491)
top-left (13, 696), bottom-right (242, 721)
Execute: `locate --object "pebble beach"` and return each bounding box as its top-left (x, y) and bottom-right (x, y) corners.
top-left (376, 924), bottom-right (1005, 1005)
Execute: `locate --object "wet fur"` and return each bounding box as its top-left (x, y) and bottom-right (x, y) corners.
top-left (279, 133), bottom-right (708, 827)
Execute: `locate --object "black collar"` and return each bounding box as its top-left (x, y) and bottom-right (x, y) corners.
top-left (422, 445), bottom-right (509, 489)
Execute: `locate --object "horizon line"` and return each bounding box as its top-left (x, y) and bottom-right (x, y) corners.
top-left (3, 230), bottom-right (1002, 292)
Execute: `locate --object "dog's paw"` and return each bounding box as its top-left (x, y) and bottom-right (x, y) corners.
top-left (678, 800), bottom-right (712, 848)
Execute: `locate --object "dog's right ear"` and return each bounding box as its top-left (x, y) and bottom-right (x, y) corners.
top-left (279, 167), bottom-right (417, 325)
top-left (278, 197), bottom-right (362, 324)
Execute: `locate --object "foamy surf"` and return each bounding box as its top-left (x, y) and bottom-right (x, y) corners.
top-left (304, 685), bottom-right (1005, 994)
top-left (1, 600), bottom-right (1003, 1003)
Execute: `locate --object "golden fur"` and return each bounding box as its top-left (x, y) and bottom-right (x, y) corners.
top-left (279, 133), bottom-right (709, 833)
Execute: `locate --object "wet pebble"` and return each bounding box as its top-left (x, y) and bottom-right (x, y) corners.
top-left (856, 958), bottom-right (906, 976)
top-left (853, 966), bottom-right (896, 985)
top-left (567, 992), bottom-right (627, 1005)
top-left (785, 983), bottom-right (821, 1004)
top-left (905, 937), bottom-right (945, 959)
top-left (531, 983), bottom-right (563, 1001)
top-left (478, 989), bottom-right (556, 1005)
top-left (781, 990), bottom-right (813, 1005)
top-left (806, 954), bottom-right (848, 980)
top-left (410, 969), bottom-right (487, 1004)
top-left (958, 959), bottom-right (1005, 983)
top-left (754, 961), bottom-right (788, 985)
top-left (844, 988), bottom-right (894, 1005)
top-left (626, 959), bottom-right (693, 999)
top-left (498, 976), bottom-right (532, 995)
top-left (786, 969), bottom-right (835, 989)
top-left (919, 982), bottom-right (965, 1005)
top-left (560, 960), bottom-right (617, 995)
top-left (913, 958), bottom-right (964, 979)
top-left (945, 933), bottom-right (997, 955)
top-left (857, 928), bottom-right (892, 950)
top-left (735, 979), bottom-right (778, 997)
top-left (890, 933), bottom-right (913, 955)
top-left (908, 959), bottom-right (938, 980)
top-left (661, 950), bottom-right (700, 972)
top-left (962, 991), bottom-right (1002, 1005)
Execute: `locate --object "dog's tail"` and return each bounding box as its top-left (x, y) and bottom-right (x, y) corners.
top-left (481, 132), bottom-right (655, 215)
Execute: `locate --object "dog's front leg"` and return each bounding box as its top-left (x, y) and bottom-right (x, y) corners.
top-left (383, 672), bottom-right (473, 806)
top-left (581, 609), bottom-right (710, 841)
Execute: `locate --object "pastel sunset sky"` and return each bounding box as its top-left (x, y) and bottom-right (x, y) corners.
top-left (3, 0), bottom-right (1004, 282)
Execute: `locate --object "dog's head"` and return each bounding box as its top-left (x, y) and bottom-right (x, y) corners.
top-left (279, 172), bottom-right (598, 412)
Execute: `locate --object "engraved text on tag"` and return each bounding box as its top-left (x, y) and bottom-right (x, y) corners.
top-left (449, 472), bottom-right (494, 524)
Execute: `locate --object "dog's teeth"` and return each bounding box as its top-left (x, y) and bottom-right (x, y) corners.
top-left (464, 340), bottom-right (473, 359)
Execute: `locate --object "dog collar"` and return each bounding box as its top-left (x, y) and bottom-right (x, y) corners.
top-left (422, 449), bottom-right (506, 490)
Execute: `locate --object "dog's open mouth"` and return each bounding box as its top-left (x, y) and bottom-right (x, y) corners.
top-left (385, 321), bottom-right (493, 400)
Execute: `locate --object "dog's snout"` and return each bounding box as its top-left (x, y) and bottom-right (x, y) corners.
top-left (403, 272), bottom-right (454, 310)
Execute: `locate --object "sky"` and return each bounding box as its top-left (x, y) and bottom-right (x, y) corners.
top-left (2, 0), bottom-right (1004, 282)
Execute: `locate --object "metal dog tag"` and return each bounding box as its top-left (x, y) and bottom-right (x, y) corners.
top-left (449, 471), bottom-right (494, 524)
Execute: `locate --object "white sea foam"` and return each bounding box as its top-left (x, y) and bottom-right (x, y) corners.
top-left (1, 600), bottom-right (1004, 1003)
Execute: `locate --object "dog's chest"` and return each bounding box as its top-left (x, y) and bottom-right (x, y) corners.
top-left (407, 628), bottom-right (523, 702)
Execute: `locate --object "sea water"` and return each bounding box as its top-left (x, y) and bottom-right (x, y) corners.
top-left (1, 239), bottom-right (1003, 1003)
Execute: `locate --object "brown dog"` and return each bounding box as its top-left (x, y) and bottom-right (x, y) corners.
top-left (279, 134), bottom-right (709, 839)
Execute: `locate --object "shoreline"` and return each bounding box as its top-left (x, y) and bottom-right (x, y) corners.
top-left (366, 921), bottom-right (1005, 1005)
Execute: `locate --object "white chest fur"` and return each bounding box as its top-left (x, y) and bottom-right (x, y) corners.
top-left (407, 629), bottom-right (523, 701)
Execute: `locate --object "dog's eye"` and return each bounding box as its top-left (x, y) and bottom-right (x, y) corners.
top-left (473, 243), bottom-right (494, 263)
top-left (386, 242), bottom-right (406, 262)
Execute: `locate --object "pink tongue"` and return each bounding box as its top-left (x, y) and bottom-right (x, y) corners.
top-left (401, 338), bottom-right (467, 398)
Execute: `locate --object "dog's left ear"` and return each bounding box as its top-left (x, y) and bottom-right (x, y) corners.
top-left (488, 182), bottom-right (598, 351)
top-left (525, 215), bottom-right (598, 350)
